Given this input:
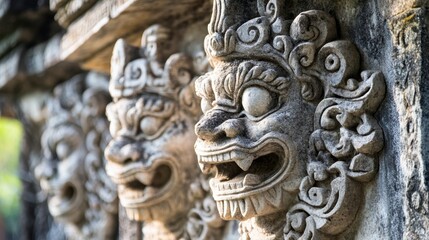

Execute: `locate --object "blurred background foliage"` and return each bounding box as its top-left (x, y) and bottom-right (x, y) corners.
top-left (0, 117), bottom-right (23, 239)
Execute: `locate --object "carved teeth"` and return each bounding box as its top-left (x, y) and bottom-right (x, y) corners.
top-left (224, 200), bottom-right (229, 217)
top-left (235, 157), bottom-right (253, 171)
top-left (198, 150), bottom-right (250, 164)
top-left (135, 173), bottom-right (152, 185)
top-left (243, 173), bottom-right (262, 186)
top-left (230, 151), bottom-right (240, 160)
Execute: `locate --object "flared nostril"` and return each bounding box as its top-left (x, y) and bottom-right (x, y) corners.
top-left (196, 109), bottom-right (240, 141)
top-left (35, 162), bottom-right (54, 181)
top-left (105, 147), bottom-right (119, 163)
top-left (195, 123), bottom-right (221, 141)
top-left (123, 158), bottom-right (133, 165)
top-left (220, 119), bottom-right (244, 138)
top-left (224, 127), bottom-right (240, 138)
top-left (195, 126), bottom-right (211, 141)
top-left (105, 140), bottom-right (141, 164)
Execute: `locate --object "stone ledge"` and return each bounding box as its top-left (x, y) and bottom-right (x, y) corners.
top-left (60, 0), bottom-right (208, 73)
top-left (0, 35), bottom-right (81, 93)
top-left (54, 0), bottom-right (98, 27)
top-left (0, 0), bottom-right (209, 92)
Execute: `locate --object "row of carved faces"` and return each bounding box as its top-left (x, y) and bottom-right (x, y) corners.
top-left (35, 5), bottom-right (385, 239)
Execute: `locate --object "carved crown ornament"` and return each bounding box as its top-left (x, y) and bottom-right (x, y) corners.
top-left (34, 72), bottom-right (118, 239)
top-left (194, 0), bottom-right (386, 239)
top-left (105, 25), bottom-right (225, 239)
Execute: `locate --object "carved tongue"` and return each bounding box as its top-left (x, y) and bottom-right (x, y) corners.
top-left (235, 157), bottom-right (253, 171)
top-left (135, 173), bottom-right (153, 185)
top-left (243, 173), bottom-right (262, 186)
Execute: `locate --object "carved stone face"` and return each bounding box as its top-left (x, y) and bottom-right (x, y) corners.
top-left (142, 25), bottom-right (171, 63)
top-left (35, 74), bottom-right (118, 239)
top-left (36, 122), bottom-right (87, 223)
top-left (194, 60), bottom-right (312, 220)
top-left (105, 95), bottom-right (199, 222)
top-left (197, 1), bottom-right (385, 237)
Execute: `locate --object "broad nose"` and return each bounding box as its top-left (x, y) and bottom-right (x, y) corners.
top-left (35, 160), bottom-right (54, 181)
top-left (105, 137), bottom-right (141, 164)
top-left (195, 110), bottom-right (244, 141)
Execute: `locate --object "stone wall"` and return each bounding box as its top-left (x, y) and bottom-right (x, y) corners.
top-left (0, 0), bottom-right (427, 239)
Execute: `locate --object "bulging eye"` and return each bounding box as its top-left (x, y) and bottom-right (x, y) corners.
top-left (56, 142), bottom-right (71, 160)
top-left (242, 86), bottom-right (275, 117)
top-left (139, 116), bottom-right (164, 137)
top-left (201, 98), bottom-right (213, 114)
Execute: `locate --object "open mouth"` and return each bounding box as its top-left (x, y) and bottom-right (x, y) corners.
top-left (48, 182), bottom-right (84, 220)
top-left (125, 164), bottom-right (171, 190)
top-left (118, 163), bottom-right (174, 206)
top-left (197, 141), bottom-right (288, 198)
top-left (60, 184), bottom-right (76, 201)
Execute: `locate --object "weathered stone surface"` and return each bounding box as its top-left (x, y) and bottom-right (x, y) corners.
top-left (60, 0), bottom-right (211, 73)
top-left (195, 1), bottom-right (386, 239)
top-left (15, 90), bottom-right (67, 240)
top-left (117, 206), bottom-right (142, 240)
top-left (105, 24), bottom-right (226, 239)
top-left (0, 35), bottom-right (81, 93)
top-left (34, 72), bottom-right (119, 239)
top-left (387, 7), bottom-right (429, 239)
top-left (50, 0), bottom-right (68, 11)
top-left (53, 0), bottom-right (98, 28)
top-left (0, 0), bottom-right (72, 94)
top-left (0, 0), bottom-right (428, 239)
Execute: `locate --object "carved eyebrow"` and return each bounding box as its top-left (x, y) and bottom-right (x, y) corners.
top-left (235, 62), bottom-right (291, 94)
top-left (48, 124), bottom-right (82, 149)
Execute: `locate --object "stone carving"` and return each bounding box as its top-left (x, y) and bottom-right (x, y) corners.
top-left (105, 25), bottom-right (225, 239)
top-left (195, 0), bottom-right (385, 239)
top-left (35, 72), bottom-right (118, 239)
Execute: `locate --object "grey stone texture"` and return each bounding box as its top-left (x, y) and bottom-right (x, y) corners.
top-left (0, 0), bottom-right (427, 239)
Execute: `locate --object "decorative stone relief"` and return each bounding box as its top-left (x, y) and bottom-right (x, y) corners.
top-left (105, 24), bottom-right (225, 239)
top-left (35, 72), bottom-right (118, 239)
top-left (194, 1), bottom-right (386, 239)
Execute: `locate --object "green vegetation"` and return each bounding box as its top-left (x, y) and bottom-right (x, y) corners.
top-left (0, 117), bottom-right (23, 238)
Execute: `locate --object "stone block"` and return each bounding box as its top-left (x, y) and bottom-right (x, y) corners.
top-left (60, 0), bottom-right (209, 73)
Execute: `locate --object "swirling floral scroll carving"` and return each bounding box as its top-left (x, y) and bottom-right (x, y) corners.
top-left (197, 1), bottom-right (385, 239)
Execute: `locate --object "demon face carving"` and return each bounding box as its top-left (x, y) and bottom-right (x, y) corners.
top-left (105, 95), bottom-right (199, 222)
top-left (195, 1), bottom-right (385, 239)
top-left (38, 120), bottom-right (86, 224)
top-left (105, 25), bottom-right (225, 239)
top-left (194, 61), bottom-right (310, 221)
top-left (35, 73), bottom-right (118, 239)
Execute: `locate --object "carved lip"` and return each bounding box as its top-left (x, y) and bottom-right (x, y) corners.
top-left (195, 133), bottom-right (295, 200)
top-left (47, 181), bottom-right (85, 221)
top-left (106, 155), bottom-right (178, 208)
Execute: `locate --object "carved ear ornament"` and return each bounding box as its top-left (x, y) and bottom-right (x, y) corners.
top-left (204, 0), bottom-right (386, 239)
